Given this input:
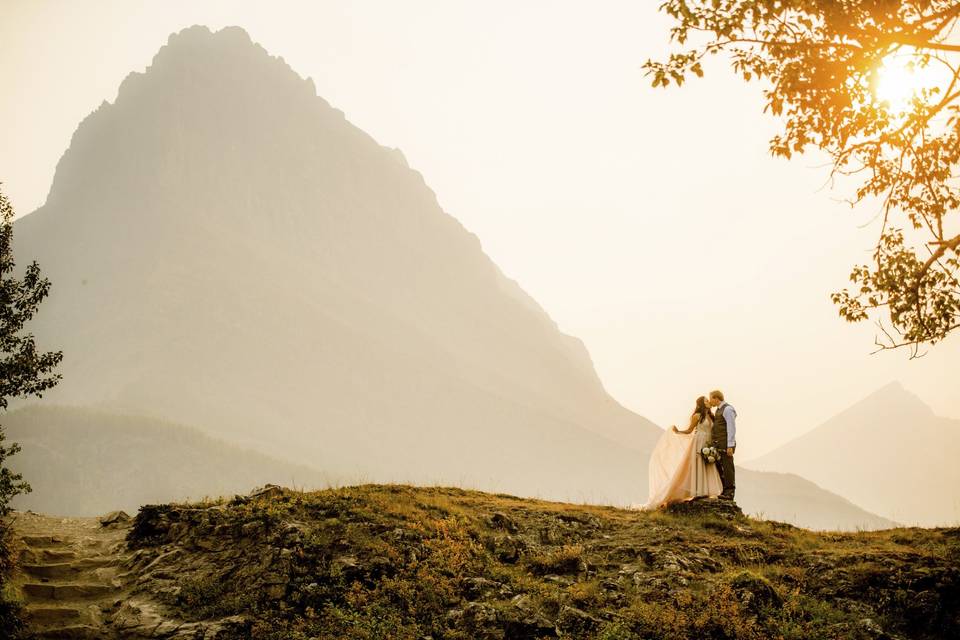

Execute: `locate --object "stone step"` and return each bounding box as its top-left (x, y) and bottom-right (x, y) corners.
top-left (47, 549), bottom-right (79, 561)
top-left (21, 535), bottom-right (68, 548)
top-left (22, 582), bottom-right (117, 601)
top-left (24, 549), bottom-right (79, 563)
top-left (22, 557), bottom-right (117, 579)
top-left (29, 624), bottom-right (104, 639)
top-left (24, 604), bottom-right (82, 625)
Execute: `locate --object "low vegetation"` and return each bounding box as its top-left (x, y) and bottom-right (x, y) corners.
top-left (123, 484), bottom-right (960, 639)
top-left (1, 184), bottom-right (61, 639)
top-left (0, 522), bottom-right (24, 638)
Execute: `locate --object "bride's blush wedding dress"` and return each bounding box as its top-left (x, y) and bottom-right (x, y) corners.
top-left (639, 416), bottom-right (723, 509)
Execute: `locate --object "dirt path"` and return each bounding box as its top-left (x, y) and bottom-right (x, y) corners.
top-left (9, 511), bottom-right (232, 639)
top-left (10, 511), bottom-right (130, 638)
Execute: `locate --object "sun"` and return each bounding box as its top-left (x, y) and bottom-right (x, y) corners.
top-left (873, 53), bottom-right (941, 112)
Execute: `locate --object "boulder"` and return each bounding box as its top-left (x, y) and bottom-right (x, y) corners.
top-left (502, 599), bottom-right (556, 639)
top-left (100, 510), bottom-right (131, 528)
top-left (728, 571), bottom-right (781, 614)
top-left (250, 484), bottom-right (285, 500)
top-left (462, 577), bottom-right (510, 600)
top-left (454, 602), bottom-right (504, 640)
top-left (664, 498), bottom-right (744, 520)
top-left (490, 512), bottom-right (519, 533)
top-left (650, 547), bottom-right (722, 574)
top-left (329, 555), bottom-right (363, 581)
top-left (486, 534), bottom-right (526, 563)
top-left (555, 605), bottom-right (601, 637)
top-left (859, 617), bottom-right (907, 640)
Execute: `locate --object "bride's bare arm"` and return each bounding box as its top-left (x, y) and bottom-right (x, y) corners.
top-left (672, 413), bottom-right (698, 434)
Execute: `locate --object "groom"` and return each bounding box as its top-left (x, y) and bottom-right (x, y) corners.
top-left (708, 390), bottom-right (736, 501)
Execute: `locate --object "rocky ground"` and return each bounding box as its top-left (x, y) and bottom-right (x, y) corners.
top-left (7, 484), bottom-right (960, 639)
top-left (8, 510), bottom-right (240, 638)
top-left (10, 510), bottom-right (128, 637)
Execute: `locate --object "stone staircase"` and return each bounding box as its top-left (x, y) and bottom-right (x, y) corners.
top-left (12, 513), bottom-right (129, 639)
top-left (10, 510), bottom-right (249, 639)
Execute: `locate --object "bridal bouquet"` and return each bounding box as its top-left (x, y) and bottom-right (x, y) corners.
top-left (700, 446), bottom-right (720, 464)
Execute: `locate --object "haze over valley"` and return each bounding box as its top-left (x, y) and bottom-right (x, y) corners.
top-left (4, 2), bottom-right (957, 463)
top-left (5, 5), bottom-right (960, 638)
top-left (2, 25), bottom-right (901, 531)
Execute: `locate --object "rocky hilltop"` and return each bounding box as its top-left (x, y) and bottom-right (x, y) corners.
top-left (9, 485), bottom-right (959, 639)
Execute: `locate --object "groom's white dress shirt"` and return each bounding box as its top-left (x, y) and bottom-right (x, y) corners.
top-left (721, 403), bottom-right (737, 448)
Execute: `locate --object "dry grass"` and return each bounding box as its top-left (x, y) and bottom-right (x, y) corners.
top-left (126, 483), bottom-right (960, 640)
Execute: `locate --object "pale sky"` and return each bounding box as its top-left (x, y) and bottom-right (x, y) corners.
top-left (1, 0), bottom-right (957, 459)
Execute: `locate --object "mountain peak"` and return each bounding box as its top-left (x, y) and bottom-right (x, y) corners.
top-left (150, 25), bottom-right (271, 72)
top-left (13, 26), bottom-right (662, 510)
top-left (852, 380), bottom-right (933, 417)
top-left (167, 24), bottom-right (253, 47)
top-left (44, 24), bottom-right (335, 213)
top-left (127, 24), bottom-right (307, 99)
top-left (746, 378), bottom-right (955, 525)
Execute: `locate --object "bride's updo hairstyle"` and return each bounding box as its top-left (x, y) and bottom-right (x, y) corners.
top-left (694, 396), bottom-right (712, 423)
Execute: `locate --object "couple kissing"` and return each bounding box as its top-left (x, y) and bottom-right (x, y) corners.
top-left (640, 390), bottom-right (737, 510)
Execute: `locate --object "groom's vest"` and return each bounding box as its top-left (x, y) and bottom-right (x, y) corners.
top-left (712, 403), bottom-right (730, 449)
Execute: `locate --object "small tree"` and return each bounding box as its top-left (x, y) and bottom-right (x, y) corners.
top-left (0, 184), bottom-right (62, 516)
top-left (646, 1), bottom-right (960, 356)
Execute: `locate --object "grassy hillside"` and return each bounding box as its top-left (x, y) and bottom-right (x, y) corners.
top-left (122, 484), bottom-right (960, 640)
top-left (4, 406), bottom-right (338, 516)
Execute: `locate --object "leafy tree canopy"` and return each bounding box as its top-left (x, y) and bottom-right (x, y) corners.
top-left (647, 1), bottom-right (960, 356)
top-left (0, 185), bottom-right (62, 515)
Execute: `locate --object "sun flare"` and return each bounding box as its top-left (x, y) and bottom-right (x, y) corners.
top-left (873, 54), bottom-right (940, 112)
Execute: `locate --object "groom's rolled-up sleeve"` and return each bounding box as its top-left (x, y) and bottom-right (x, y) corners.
top-left (724, 406), bottom-right (737, 448)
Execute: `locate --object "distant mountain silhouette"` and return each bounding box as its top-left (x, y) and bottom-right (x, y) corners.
top-left (10, 26), bottom-right (893, 528)
top-left (746, 381), bottom-right (960, 526)
top-left (6, 405), bottom-right (336, 516)
top-left (736, 468), bottom-right (895, 530)
top-left (12, 25), bottom-right (659, 504)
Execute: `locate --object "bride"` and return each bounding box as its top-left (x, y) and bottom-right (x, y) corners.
top-left (640, 395), bottom-right (723, 509)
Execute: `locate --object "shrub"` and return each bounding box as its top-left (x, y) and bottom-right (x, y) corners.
top-left (0, 523), bottom-right (24, 639)
top-left (524, 544), bottom-right (586, 576)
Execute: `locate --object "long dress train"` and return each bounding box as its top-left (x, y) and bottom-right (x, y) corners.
top-left (639, 417), bottom-right (723, 509)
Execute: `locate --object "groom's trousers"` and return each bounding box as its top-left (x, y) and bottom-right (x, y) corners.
top-left (712, 425), bottom-right (736, 500)
top-left (718, 453), bottom-right (736, 500)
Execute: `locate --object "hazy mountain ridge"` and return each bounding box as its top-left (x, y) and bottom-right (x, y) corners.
top-left (746, 381), bottom-right (960, 526)
top-left (735, 468), bottom-right (895, 531)
top-left (12, 24), bottom-right (660, 503)
top-left (4, 405), bottom-right (894, 530)
top-left (5, 405), bottom-right (338, 516)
